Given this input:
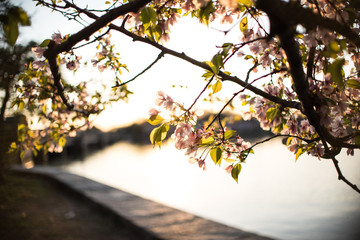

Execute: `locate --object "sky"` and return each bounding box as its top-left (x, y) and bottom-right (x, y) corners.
top-left (13, 0), bottom-right (252, 131)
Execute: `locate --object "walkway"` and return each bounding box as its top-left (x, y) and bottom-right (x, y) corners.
top-left (12, 165), bottom-right (274, 240)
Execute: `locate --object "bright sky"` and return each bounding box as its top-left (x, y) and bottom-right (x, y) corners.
top-left (14, 0), bottom-right (252, 131)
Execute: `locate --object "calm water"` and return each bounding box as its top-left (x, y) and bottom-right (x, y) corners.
top-left (60, 139), bottom-right (360, 240)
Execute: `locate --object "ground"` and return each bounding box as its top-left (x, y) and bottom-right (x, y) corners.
top-left (0, 172), bottom-right (142, 240)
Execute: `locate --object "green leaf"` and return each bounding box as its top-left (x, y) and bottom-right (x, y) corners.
top-left (266, 107), bottom-right (280, 123)
top-left (147, 115), bottom-right (164, 125)
top-left (150, 123), bottom-right (169, 147)
top-left (153, 25), bottom-right (162, 42)
top-left (242, 148), bottom-right (254, 155)
top-left (238, 0), bottom-right (253, 6)
top-left (211, 53), bottom-right (224, 73)
top-left (295, 148), bottom-right (305, 161)
top-left (40, 39), bottom-right (51, 47)
top-left (221, 43), bottom-right (233, 56)
top-left (231, 163), bottom-right (242, 183)
top-left (355, 135), bottom-right (360, 146)
top-left (239, 16), bottom-right (248, 33)
top-left (42, 104), bottom-right (47, 115)
top-left (346, 79), bottom-right (360, 89)
top-left (224, 130), bottom-right (236, 139)
top-left (328, 58), bottom-right (345, 89)
top-left (3, 17), bottom-right (19, 46)
top-left (18, 100), bottom-right (25, 111)
top-left (286, 137), bottom-right (293, 146)
top-left (140, 6), bottom-right (157, 29)
top-left (329, 41), bottom-right (340, 53)
top-left (204, 61), bottom-right (218, 74)
top-left (210, 147), bottom-right (222, 165)
top-left (20, 151), bottom-right (25, 160)
top-left (15, 7), bottom-right (31, 26)
top-left (224, 158), bottom-right (236, 163)
top-left (58, 137), bottom-right (67, 148)
top-left (198, 1), bottom-right (215, 26)
top-left (200, 136), bottom-right (214, 146)
top-left (212, 80), bottom-right (222, 94)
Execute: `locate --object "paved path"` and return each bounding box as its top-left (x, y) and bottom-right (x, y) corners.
top-left (12, 165), bottom-right (274, 240)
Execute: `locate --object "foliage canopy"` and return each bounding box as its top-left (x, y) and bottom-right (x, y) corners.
top-left (2, 0), bottom-right (360, 193)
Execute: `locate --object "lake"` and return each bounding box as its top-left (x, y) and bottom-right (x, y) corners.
top-left (59, 138), bottom-right (360, 240)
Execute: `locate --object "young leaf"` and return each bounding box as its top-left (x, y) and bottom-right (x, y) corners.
top-left (224, 158), bottom-right (236, 163)
top-left (295, 148), bottom-right (305, 161)
top-left (210, 146), bottom-right (222, 165)
top-left (40, 39), bottom-right (51, 47)
top-left (15, 7), bottom-right (31, 26)
top-left (346, 79), bottom-right (360, 89)
top-left (212, 80), bottom-right (222, 94)
top-left (150, 123), bottom-right (169, 148)
top-left (239, 16), bottom-right (248, 33)
top-left (140, 7), bottom-right (157, 29)
top-left (224, 130), bottom-right (236, 139)
top-left (147, 115), bottom-right (164, 125)
top-left (328, 58), bottom-right (345, 89)
top-left (211, 53), bottom-right (224, 74)
top-left (231, 163), bottom-right (242, 183)
top-left (58, 137), bottom-right (67, 148)
top-left (3, 16), bottom-right (19, 46)
top-left (204, 61), bottom-right (218, 74)
top-left (266, 107), bottom-right (279, 123)
top-left (238, 0), bottom-right (253, 6)
top-left (200, 136), bottom-right (214, 146)
top-left (286, 137), bottom-right (293, 146)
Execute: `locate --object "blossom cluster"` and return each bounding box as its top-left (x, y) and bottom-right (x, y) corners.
top-left (149, 91), bottom-right (252, 179)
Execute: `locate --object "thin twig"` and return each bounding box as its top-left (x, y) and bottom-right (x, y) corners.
top-left (321, 138), bottom-right (360, 194)
top-left (112, 51), bottom-right (165, 88)
top-left (187, 75), bottom-right (215, 112)
top-left (206, 69), bottom-right (286, 130)
top-left (72, 28), bottom-right (111, 50)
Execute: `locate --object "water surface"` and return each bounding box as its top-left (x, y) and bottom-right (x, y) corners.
top-left (61, 139), bottom-right (360, 240)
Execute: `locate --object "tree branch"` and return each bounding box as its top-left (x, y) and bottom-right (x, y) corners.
top-left (257, 0), bottom-right (360, 193)
top-left (43, 0), bottom-right (152, 111)
top-left (256, 0), bottom-right (360, 47)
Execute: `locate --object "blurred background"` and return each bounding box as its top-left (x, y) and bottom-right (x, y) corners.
top-left (1, 1), bottom-right (360, 239)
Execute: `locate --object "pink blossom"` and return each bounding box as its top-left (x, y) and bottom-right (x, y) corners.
top-left (51, 32), bottom-right (62, 44)
top-left (249, 41), bottom-right (262, 55)
top-left (198, 159), bottom-right (206, 171)
top-left (224, 164), bottom-right (233, 174)
top-left (66, 61), bottom-right (78, 70)
top-left (155, 91), bottom-right (175, 110)
top-left (259, 51), bottom-right (272, 67)
top-left (32, 60), bottom-right (45, 69)
top-left (288, 141), bottom-right (299, 153)
top-left (286, 117), bottom-right (298, 135)
top-left (219, 0), bottom-right (238, 9)
top-left (241, 29), bottom-right (254, 42)
top-left (181, 0), bottom-right (196, 11)
top-left (330, 116), bottom-right (347, 137)
top-left (32, 47), bottom-right (44, 58)
top-left (220, 14), bottom-right (233, 24)
top-left (149, 108), bottom-right (160, 117)
top-left (174, 123), bottom-right (193, 139)
top-left (309, 143), bottom-right (325, 158)
top-left (188, 157), bottom-right (198, 164)
top-left (300, 120), bottom-right (310, 132)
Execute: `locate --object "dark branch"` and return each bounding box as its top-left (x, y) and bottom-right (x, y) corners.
top-left (256, 0), bottom-right (360, 47)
